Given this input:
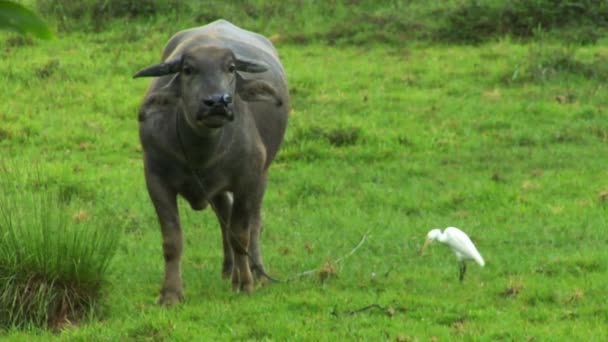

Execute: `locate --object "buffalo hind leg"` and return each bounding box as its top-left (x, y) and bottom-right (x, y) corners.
top-left (247, 175), bottom-right (267, 282)
top-left (228, 199), bottom-right (257, 293)
top-left (248, 211), bottom-right (267, 283)
top-left (211, 192), bottom-right (234, 279)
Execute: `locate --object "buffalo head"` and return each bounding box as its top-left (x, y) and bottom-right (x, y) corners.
top-left (134, 46), bottom-right (282, 129)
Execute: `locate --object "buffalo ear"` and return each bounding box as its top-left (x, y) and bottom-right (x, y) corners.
top-left (235, 56), bottom-right (269, 73)
top-left (133, 57), bottom-right (182, 78)
top-left (237, 74), bottom-right (283, 106)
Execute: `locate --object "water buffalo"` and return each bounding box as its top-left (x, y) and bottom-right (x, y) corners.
top-left (133, 19), bottom-right (289, 305)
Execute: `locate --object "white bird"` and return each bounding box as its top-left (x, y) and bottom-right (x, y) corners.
top-left (422, 227), bottom-right (485, 282)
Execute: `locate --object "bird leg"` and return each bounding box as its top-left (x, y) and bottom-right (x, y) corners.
top-left (458, 261), bottom-right (467, 282)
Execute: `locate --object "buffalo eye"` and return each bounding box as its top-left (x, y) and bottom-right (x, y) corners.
top-left (227, 63), bottom-right (236, 73)
top-left (182, 65), bottom-right (193, 76)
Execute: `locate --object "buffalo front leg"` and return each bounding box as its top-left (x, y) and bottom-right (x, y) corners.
top-left (145, 172), bottom-right (184, 305)
top-left (211, 192), bottom-right (233, 279)
top-left (158, 218), bottom-right (184, 305)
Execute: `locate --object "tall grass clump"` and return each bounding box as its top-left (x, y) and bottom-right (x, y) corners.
top-left (31, 0), bottom-right (608, 44)
top-left (506, 43), bottom-right (608, 84)
top-left (35, 0), bottom-right (184, 31)
top-left (438, 0), bottom-right (608, 44)
top-left (0, 166), bottom-right (120, 329)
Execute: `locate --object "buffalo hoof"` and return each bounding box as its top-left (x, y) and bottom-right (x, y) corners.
top-left (156, 288), bottom-right (184, 306)
top-left (251, 265), bottom-right (268, 282)
top-left (254, 274), bottom-right (269, 286)
top-left (231, 280), bottom-right (253, 294)
top-left (221, 261), bottom-right (233, 279)
top-left (231, 270), bottom-right (254, 294)
top-left (241, 282), bottom-right (254, 294)
top-left (221, 269), bottom-right (232, 279)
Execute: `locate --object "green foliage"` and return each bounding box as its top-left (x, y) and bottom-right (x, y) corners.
top-left (32, 0), bottom-right (608, 44)
top-left (0, 165), bottom-right (121, 329)
top-left (36, 0), bottom-right (183, 31)
top-left (507, 43), bottom-right (608, 83)
top-left (0, 0), bottom-right (53, 39)
top-left (439, 0), bottom-right (608, 44)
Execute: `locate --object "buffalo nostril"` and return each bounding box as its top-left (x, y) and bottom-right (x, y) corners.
top-left (203, 94), bottom-right (232, 107)
top-left (220, 94), bottom-right (232, 104)
top-left (203, 98), bottom-right (216, 107)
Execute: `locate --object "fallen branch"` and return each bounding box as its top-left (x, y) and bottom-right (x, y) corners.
top-left (346, 303), bottom-right (407, 317)
top-left (335, 233), bottom-right (368, 265)
top-left (349, 304), bottom-right (385, 314)
top-left (286, 232), bottom-right (369, 281)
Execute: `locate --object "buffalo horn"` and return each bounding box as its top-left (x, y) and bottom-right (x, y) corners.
top-left (133, 57), bottom-right (181, 78)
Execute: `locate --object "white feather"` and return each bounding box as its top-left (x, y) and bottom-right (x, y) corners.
top-left (426, 227), bottom-right (485, 266)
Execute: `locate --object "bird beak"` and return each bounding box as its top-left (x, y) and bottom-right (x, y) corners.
top-left (421, 239), bottom-right (430, 255)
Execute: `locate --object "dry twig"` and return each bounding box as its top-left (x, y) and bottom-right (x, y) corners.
top-left (286, 232), bottom-right (369, 281)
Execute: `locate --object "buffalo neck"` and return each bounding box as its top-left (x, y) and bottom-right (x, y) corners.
top-left (175, 106), bottom-right (228, 166)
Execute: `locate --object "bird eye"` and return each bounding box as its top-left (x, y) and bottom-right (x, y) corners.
top-left (182, 65), bottom-right (193, 75)
top-left (227, 63), bottom-right (236, 73)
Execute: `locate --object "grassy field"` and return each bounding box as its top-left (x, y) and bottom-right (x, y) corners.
top-left (2, 6), bottom-right (608, 340)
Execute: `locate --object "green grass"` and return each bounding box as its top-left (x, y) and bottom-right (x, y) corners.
top-left (0, 164), bottom-right (121, 329)
top-left (1, 12), bottom-right (608, 341)
top-left (26, 0), bottom-right (608, 44)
